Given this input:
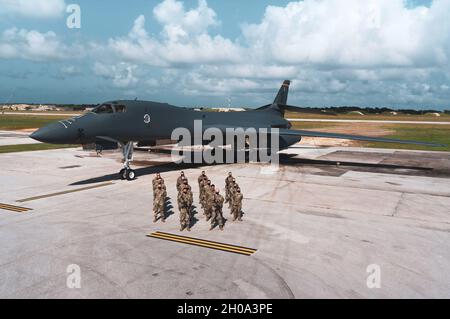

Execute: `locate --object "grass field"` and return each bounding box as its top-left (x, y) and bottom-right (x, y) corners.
top-left (0, 143), bottom-right (78, 154)
top-left (365, 124), bottom-right (450, 152)
top-left (292, 121), bottom-right (450, 152)
top-left (0, 114), bottom-right (72, 130)
top-left (285, 112), bottom-right (450, 122)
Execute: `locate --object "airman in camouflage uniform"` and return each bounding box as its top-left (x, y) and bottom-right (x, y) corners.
top-left (224, 172), bottom-right (234, 206)
top-left (152, 173), bottom-right (164, 200)
top-left (201, 179), bottom-right (212, 211)
top-left (210, 188), bottom-right (225, 231)
top-left (182, 179), bottom-right (193, 215)
top-left (204, 183), bottom-right (215, 221)
top-left (176, 171), bottom-right (185, 192)
top-left (198, 178), bottom-right (206, 208)
top-left (198, 171), bottom-right (208, 207)
top-left (228, 178), bottom-right (238, 210)
top-left (231, 187), bottom-right (243, 221)
top-left (178, 187), bottom-right (191, 231)
top-left (153, 184), bottom-right (166, 223)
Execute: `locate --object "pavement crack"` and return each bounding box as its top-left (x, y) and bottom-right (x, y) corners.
top-left (392, 192), bottom-right (405, 217)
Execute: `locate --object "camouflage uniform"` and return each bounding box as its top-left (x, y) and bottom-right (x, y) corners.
top-left (201, 181), bottom-right (211, 211)
top-left (152, 174), bottom-right (164, 200)
top-left (210, 191), bottom-right (225, 231)
top-left (198, 179), bottom-right (205, 208)
top-left (225, 173), bottom-right (234, 205)
top-left (182, 181), bottom-right (193, 216)
top-left (153, 186), bottom-right (166, 222)
top-left (178, 189), bottom-right (191, 231)
top-left (198, 172), bottom-right (208, 205)
top-left (204, 185), bottom-right (215, 221)
top-left (176, 172), bottom-right (185, 192)
top-left (228, 180), bottom-right (238, 210)
top-left (231, 189), bottom-right (243, 221)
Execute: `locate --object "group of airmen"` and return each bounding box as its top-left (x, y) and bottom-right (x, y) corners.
top-left (152, 171), bottom-right (244, 232)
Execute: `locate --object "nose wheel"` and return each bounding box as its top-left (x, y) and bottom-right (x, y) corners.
top-left (120, 168), bottom-right (136, 181)
top-left (119, 141), bottom-right (136, 181)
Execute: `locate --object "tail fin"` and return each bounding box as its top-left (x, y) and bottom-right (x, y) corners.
top-left (273, 80), bottom-right (290, 105)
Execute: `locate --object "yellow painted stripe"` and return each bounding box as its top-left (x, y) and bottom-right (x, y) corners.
top-left (148, 233), bottom-right (254, 256)
top-left (0, 206), bottom-right (25, 213)
top-left (154, 233), bottom-right (256, 255)
top-left (0, 203), bottom-right (30, 211)
top-left (16, 182), bottom-right (114, 203)
top-left (154, 231), bottom-right (257, 254)
top-left (149, 233), bottom-right (252, 256)
top-left (0, 203), bottom-right (31, 212)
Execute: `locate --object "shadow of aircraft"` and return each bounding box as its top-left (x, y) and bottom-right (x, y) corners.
top-left (70, 149), bottom-right (437, 186)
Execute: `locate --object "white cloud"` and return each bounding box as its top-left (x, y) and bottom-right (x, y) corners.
top-left (93, 62), bottom-right (139, 89)
top-left (242, 0), bottom-right (450, 68)
top-left (154, 0), bottom-right (219, 40)
top-left (0, 0), bottom-right (66, 18)
top-left (0, 27), bottom-right (81, 61)
top-left (109, 0), bottom-right (242, 66)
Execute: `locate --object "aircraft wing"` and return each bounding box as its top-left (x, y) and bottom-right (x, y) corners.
top-left (202, 126), bottom-right (445, 147)
top-left (279, 129), bottom-right (446, 147)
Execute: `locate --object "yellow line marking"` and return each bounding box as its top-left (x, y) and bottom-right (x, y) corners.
top-left (0, 203), bottom-right (30, 211)
top-left (16, 182), bottom-right (114, 203)
top-left (0, 203), bottom-right (32, 213)
top-left (154, 231), bottom-right (257, 253)
top-left (147, 232), bottom-right (257, 256)
top-left (0, 207), bottom-right (25, 213)
top-left (148, 233), bottom-right (253, 256)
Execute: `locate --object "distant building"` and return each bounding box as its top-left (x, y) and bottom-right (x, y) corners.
top-left (1, 104), bottom-right (59, 111)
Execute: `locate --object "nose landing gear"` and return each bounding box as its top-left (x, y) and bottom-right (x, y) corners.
top-left (119, 168), bottom-right (136, 181)
top-left (119, 141), bottom-right (136, 181)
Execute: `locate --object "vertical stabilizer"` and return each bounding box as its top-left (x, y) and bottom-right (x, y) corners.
top-left (273, 80), bottom-right (290, 105)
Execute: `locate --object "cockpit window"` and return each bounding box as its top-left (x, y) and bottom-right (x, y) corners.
top-left (114, 105), bottom-right (127, 113)
top-left (93, 104), bottom-right (113, 114)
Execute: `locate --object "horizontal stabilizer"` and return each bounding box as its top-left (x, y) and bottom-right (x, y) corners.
top-left (277, 104), bottom-right (338, 116)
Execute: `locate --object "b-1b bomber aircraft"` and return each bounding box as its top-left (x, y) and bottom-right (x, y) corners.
top-left (31, 80), bottom-right (444, 180)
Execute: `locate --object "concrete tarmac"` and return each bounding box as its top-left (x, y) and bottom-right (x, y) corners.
top-left (0, 145), bottom-right (449, 298)
top-left (0, 131), bottom-right (41, 146)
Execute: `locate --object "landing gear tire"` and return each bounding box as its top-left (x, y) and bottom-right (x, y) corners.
top-left (119, 168), bottom-right (127, 180)
top-left (126, 169), bottom-right (136, 181)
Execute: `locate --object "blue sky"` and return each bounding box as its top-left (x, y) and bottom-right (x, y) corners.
top-left (0, 0), bottom-right (448, 109)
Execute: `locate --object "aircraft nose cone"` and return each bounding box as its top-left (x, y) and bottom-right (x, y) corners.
top-left (30, 122), bottom-right (78, 144)
top-left (30, 126), bottom-right (52, 143)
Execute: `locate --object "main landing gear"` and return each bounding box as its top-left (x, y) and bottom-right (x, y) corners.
top-left (119, 141), bottom-right (136, 181)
